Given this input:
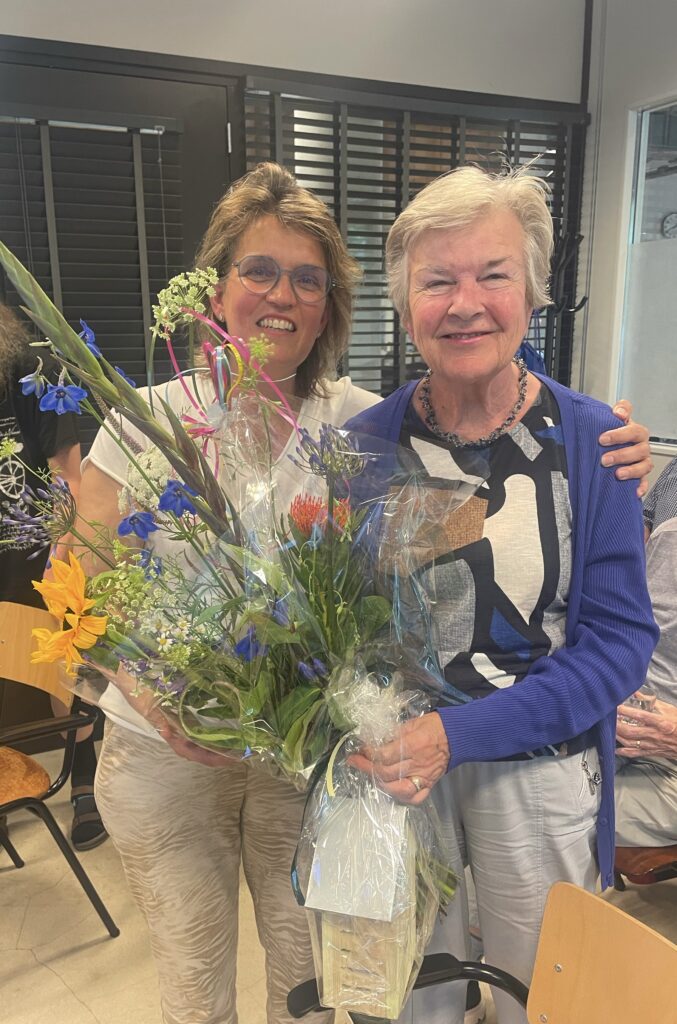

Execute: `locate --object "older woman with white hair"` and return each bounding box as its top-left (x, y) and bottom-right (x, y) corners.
top-left (346, 166), bottom-right (658, 1024)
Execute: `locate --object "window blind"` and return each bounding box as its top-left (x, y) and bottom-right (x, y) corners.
top-left (0, 119), bottom-right (184, 447)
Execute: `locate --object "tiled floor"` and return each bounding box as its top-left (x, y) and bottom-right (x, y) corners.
top-left (2, 748), bottom-right (676, 1024)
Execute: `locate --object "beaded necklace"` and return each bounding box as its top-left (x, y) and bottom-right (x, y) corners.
top-left (417, 356), bottom-right (528, 448)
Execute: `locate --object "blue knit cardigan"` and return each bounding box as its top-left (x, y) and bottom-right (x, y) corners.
top-left (345, 373), bottom-right (658, 887)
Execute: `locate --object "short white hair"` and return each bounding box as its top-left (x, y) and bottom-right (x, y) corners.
top-left (386, 165), bottom-right (554, 320)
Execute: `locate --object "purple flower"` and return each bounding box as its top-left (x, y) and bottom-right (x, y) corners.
top-left (118, 511), bottom-right (159, 540)
top-left (78, 319), bottom-right (101, 357)
top-left (234, 626), bottom-right (268, 662)
top-left (298, 658), bottom-right (329, 681)
top-left (39, 381), bottom-right (88, 415)
top-left (138, 548), bottom-right (163, 578)
top-left (271, 599), bottom-right (290, 626)
top-left (19, 359), bottom-right (46, 398)
top-left (290, 424), bottom-right (364, 487)
top-left (114, 366), bottom-right (136, 387)
top-left (158, 479), bottom-right (198, 517)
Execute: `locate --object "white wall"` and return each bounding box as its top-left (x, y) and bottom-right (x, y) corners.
top-left (0, 0), bottom-right (585, 103)
top-left (581, 0), bottom-right (677, 476)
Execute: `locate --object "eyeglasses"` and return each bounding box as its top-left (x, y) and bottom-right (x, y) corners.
top-left (232, 255), bottom-right (334, 304)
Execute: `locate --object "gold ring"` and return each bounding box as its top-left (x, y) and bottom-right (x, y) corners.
top-left (636, 740), bottom-right (641, 749)
top-left (410, 775), bottom-right (423, 793)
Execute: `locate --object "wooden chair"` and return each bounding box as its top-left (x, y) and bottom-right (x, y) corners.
top-left (614, 843), bottom-right (677, 888)
top-left (0, 601), bottom-right (119, 939)
top-left (288, 881), bottom-right (677, 1023)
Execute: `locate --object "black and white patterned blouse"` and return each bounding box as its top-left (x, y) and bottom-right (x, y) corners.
top-left (399, 384), bottom-right (572, 717)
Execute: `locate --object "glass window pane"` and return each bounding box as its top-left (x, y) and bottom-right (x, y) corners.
top-left (619, 103), bottom-right (677, 445)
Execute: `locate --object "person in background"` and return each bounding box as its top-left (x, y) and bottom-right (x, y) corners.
top-left (615, 456), bottom-right (677, 852)
top-left (0, 302), bottom-right (107, 851)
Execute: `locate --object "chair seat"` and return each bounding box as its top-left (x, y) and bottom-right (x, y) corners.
top-left (615, 844), bottom-right (677, 882)
top-left (0, 746), bottom-right (50, 803)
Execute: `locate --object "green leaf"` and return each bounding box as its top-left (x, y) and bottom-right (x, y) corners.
top-left (242, 670), bottom-right (272, 717)
top-left (276, 683), bottom-right (322, 737)
top-left (194, 604), bottom-right (227, 626)
top-left (357, 595), bottom-right (393, 641)
top-left (244, 613), bottom-right (298, 646)
top-left (282, 697), bottom-right (325, 771)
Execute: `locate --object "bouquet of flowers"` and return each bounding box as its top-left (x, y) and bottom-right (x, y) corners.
top-left (0, 240), bottom-right (481, 1018)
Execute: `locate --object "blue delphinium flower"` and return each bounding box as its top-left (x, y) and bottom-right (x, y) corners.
top-left (118, 510), bottom-right (159, 540)
top-left (158, 479), bottom-right (198, 517)
top-left (138, 548), bottom-right (163, 579)
top-left (114, 366), bottom-right (136, 387)
top-left (19, 357), bottom-right (46, 398)
top-left (234, 626), bottom-right (268, 662)
top-left (39, 381), bottom-right (88, 415)
top-left (78, 319), bottom-right (102, 357)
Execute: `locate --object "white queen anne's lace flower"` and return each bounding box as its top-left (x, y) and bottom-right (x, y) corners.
top-left (119, 446), bottom-right (175, 514)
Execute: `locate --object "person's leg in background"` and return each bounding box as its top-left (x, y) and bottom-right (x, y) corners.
top-left (50, 694), bottom-right (107, 850)
top-left (240, 766), bottom-right (333, 1024)
top-left (96, 723), bottom-right (246, 1024)
top-left (615, 757), bottom-right (677, 847)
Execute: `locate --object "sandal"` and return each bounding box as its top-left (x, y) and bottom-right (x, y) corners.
top-left (71, 785), bottom-right (108, 851)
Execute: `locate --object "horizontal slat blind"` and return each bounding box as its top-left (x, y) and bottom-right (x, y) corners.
top-left (0, 120), bottom-right (184, 447)
top-left (0, 122), bottom-right (52, 304)
top-left (245, 91), bottom-right (584, 394)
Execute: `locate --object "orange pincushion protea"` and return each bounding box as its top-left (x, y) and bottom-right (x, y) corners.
top-left (289, 494), bottom-right (350, 538)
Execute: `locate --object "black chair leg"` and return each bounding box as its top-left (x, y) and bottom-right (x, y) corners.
top-left (287, 952), bottom-right (529, 1020)
top-left (0, 814), bottom-right (24, 868)
top-left (24, 800), bottom-right (119, 938)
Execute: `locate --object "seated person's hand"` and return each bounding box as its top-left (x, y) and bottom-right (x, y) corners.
top-left (599, 399), bottom-right (652, 497)
top-left (616, 698), bottom-right (677, 758)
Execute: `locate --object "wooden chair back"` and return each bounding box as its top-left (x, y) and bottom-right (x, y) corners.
top-left (528, 882), bottom-right (677, 1024)
top-left (0, 601), bottom-right (73, 708)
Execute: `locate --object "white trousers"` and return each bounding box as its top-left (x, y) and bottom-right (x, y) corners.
top-left (95, 723), bottom-right (331, 1024)
top-left (398, 749), bottom-right (601, 1024)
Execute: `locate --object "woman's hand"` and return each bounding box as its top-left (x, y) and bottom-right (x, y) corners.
top-left (616, 698), bottom-right (677, 758)
top-left (347, 712), bottom-right (450, 805)
top-left (92, 660), bottom-right (240, 767)
top-left (599, 400), bottom-right (652, 497)
top-left (155, 719), bottom-right (242, 768)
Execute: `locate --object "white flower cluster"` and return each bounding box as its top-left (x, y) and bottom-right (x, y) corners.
top-left (151, 267), bottom-right (219, 342)
top-left (119, 445), bottom-right (174, 515)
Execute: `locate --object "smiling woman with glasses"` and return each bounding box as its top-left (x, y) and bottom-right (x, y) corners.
top-left (79, 162), bottom-right (381, 1024)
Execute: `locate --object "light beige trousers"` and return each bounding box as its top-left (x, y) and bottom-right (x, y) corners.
top-left (95, 723), bottom-right (331, 1024)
